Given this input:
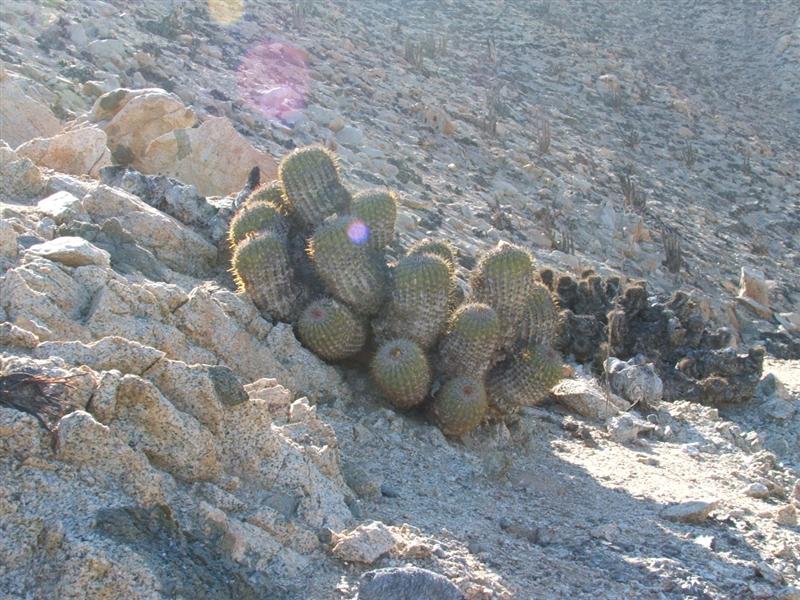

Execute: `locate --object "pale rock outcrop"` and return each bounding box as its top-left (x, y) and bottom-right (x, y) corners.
top-left (0, 141), bottom-right (46, 199)
top-left (331, 521), bottom-right (397, 564)
top-left (81, 184), bottom-right (217, 274)
top-left (26, 236), bottom-right (111, 268)
top-left (90, 88), bottom-right (197, 167)
top-left (0, 71), bottom-right (61, 148)
top-left (552, 378), bottom-right (631, 420)
top-left (36, 190), bottom-right (89, 224)
top-left (16, 126), bottom-right (112, 177)
top-left (139, 116), bottom-right (277, 197)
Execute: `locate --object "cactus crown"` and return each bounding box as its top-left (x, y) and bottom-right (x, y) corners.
top-left (408, 238), bottom-right (456, 268)
top-left (228, 201), bottom-right (288, 248)
top-left (370, 338), bottom-right (431, 409)
top-left (231, 231), bottom-right (286, 292)
top-left (448, 302), bottom-right (499, 338)
top-left (351, 188), bottom-right (398, 250)
top-left (433, 375), bottom-right (488, 436)
top-left (393, 253), bottom-right (452, 292)
top-left (473, 242), bottom-right (533, 281)
top-left (279, 145), bottom-right (351, 228)
top-left (246, 180), bottom-right (284, 207)
top-left (298, 297), bottom-right (366, 361)
top-left (308, 215), bottom-right (368, 257)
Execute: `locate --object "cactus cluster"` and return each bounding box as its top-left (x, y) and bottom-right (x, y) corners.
top-left (227, 145), bottom-right (566, 437)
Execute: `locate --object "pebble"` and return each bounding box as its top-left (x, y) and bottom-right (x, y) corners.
top-left (380, 483), bottom-right (400, 498)
top-left (744, 482), bottom-right (770, 499)
top-left (660, 500), bottom-right (718, 523)
top-left (26, 236), bottom-right (111, 267)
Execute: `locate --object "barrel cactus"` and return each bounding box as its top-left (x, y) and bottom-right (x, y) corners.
top-left (350, 188), bottom-right (398, 251)
top-left (519, 284), bottom-right (559, 347)
top-left (308, 215), bottom-right (387, 315)
top-left (231, 231), bottom-right (297, 321)
top-left (470, 242), bottom-right (534, 347)
top-left (278, 145), bottom-right (351, 228)
top-left (487, 344), bottom-right (563, 415)
top-left (437, 303), bottom-right (500, 377)
top-left (246, 180), bottom-right (284, 208)
top-left (228, 201), bottom-right (289, 248)
top-left (408, 238), bottom-right (457, 276)
top-left (298, 297), bottom-right (366, 361)
top-left (381, 253), bottom-right (452, 349)
top-left (432, 376), bottom-right (488, 436)
top-left (370, 338), bottom-right (431, 409)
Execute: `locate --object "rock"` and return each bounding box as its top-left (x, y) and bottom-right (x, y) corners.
top-left (91, 88), bottom-right (197, 167)
top-left (37, 191), bottom-right (88, 224)
top-left (138, 116), bottom-right (277, 197)
top-left (0, 257), bottom-right (90, 341)
top-left (343, 463), bottom-right (383, 499)
top-left (738, 267), bottom-right (771, 309)
top-left (774, 504), bottom-right (797, 526)
top-left (736, 295), bottom-right (773, 319)
top-left (16, 126), bottom-right (112, 177)
top-left (32, 336), bottom-right (164, 375)
top-left (606, 413), bottom-right (655, 444)
top-left (113, 374), bottom-right (221, 482)
top-left (87, 39), bottom-right (126, 67)
top-left (596, 74), bottom-right (621, 98)
top-left (776, 312), bottom-right (800, 334)
top-left (743, 482), bottom-right (770, 499)
top-left (660, 500), bottom-right (718, 523)
top-left (761, 396), bottom-right (796, 420)
top-left (0, 219), bottom-right (18, 258)
top-left (605, 356), bottom-right (664, 407)
top-left (306, 105), bottom-right (340, 127)
top-left (0, 75), bottom-right (61, 147)
top-left (552, 379), bottom-right (630, 420)
top-left (0, 141), bottom-right (47, 199)
top-left (82, 185), bottom-right (217, 274)
top-left (26, 236), bottom-right (111, 267)
top-left (0, 322), bottom-right (39, 349)
top-left (331, 521), bottom-right (396, 564)
top-left (264, 322), bottom-right (348, 402)
top-left (98, 167), bottom-right (215, 230)
top-left (358, 566), bottom-right (465, 600)
top-left (335, 125), bottom-right (364, 147)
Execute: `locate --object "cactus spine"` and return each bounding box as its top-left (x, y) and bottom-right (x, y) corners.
top-left (437, 303), bottom-right (500, 377)
top-left (370, 338), bottom-right (431, 409)
top-left (298, 297), bottom-right (366, 361)
top-left (278, 145), bottom-right (351, 228)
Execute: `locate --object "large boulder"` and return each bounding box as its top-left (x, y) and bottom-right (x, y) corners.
top-left (16, 126), bottom-right (112, 177)
top-left (138, 116), bottom-right (277, 197)
top-left (90, 88), bottom-right (197, 167)
top-left (81, 184), bottom-right (217, 274)
top-left (0, 70), bottom-right (61, 148)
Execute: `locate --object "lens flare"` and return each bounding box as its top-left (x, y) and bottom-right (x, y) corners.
top-left (237, 40), bottom-right (309, 125)
top-left (347, 220), bottom-right (370, 246)
top-left (208, 0), bottom-right (243, 25)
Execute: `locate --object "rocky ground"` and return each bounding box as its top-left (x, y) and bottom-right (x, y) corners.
top-left (1, 1), bottom-right (798, 599)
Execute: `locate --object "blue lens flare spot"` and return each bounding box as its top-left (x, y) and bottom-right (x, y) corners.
top-left (347, 220), bottom-right (369, 246)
